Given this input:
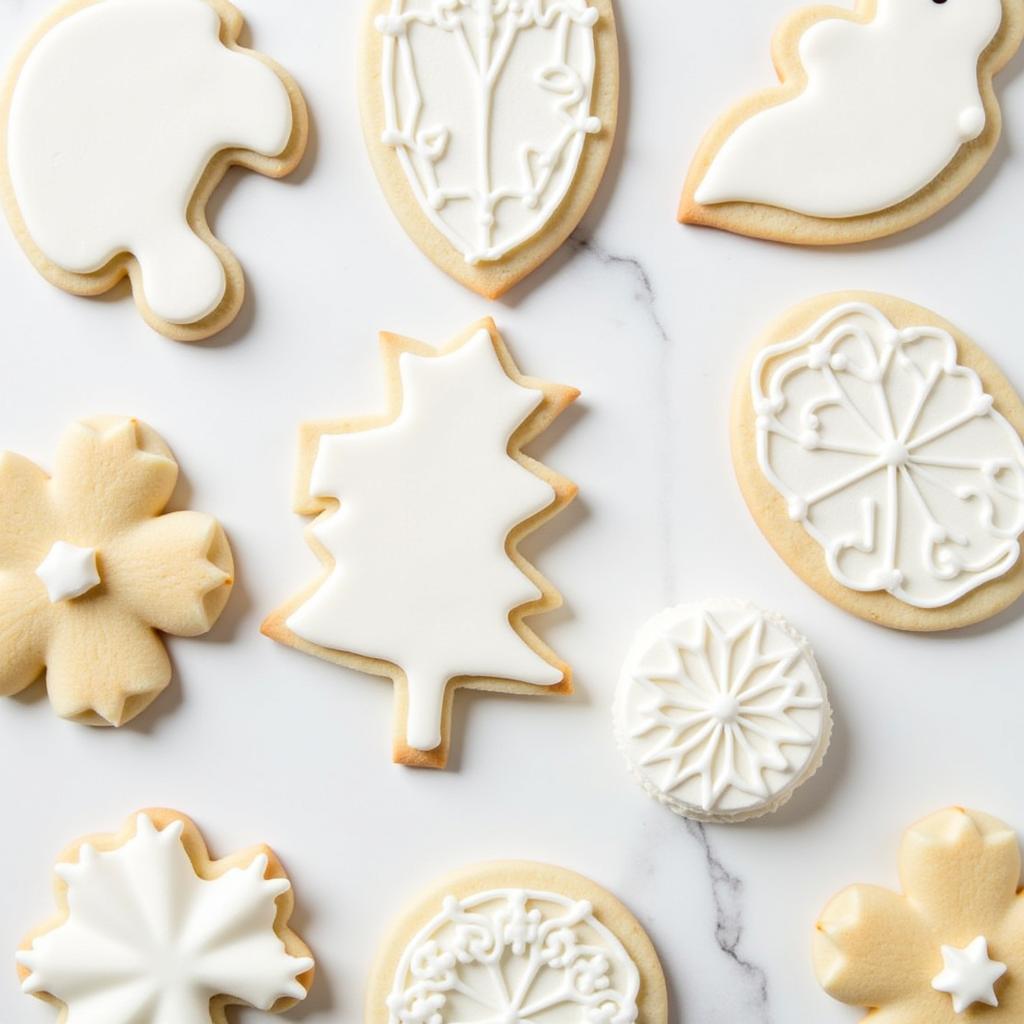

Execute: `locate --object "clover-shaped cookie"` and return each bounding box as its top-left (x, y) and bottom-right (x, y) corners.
top-left (0, 417), bottom-right (233, 725)
top-left (815, 807), bottom-right (1024, 1020)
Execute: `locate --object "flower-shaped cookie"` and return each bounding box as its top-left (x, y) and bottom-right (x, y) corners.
top-left (815, 807), bottom-right (1024, 1021)
top-left (0, 417), bottom-right (233, 726)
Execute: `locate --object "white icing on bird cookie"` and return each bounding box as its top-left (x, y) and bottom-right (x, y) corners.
top-left (5, 0), bottom-right (295, 326)
top-left (752, 302), bottom-right (1024, 609)
top-left (696, 0), bottom-right (1004, 218)
top-left (614, 600), bottom-right (831, 823)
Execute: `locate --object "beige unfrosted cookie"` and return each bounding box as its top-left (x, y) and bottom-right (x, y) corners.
top-left (733, 293), bottom-right (1024, 631)
top-left (18, 808), bottom-right (315, 1024)
top-left (358, 0), bottom-right (619, 298)
top-left (614, 599), bottom-right (832, 824)
top-left (680, 0), bottom-right (1024, 245)
top-left (262, 319), bottom-right (578, 769)
top-left (815, 807), bottom-right (1024, 1021)
top-left (367, 860), bottom-right (668, 1024)
top-left (0, 417), bottom-right (234, 725)
top-left (0, 0), bottom-right (308, 341)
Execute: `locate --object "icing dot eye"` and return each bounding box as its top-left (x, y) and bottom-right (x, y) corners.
top-left (584, 116), bottom-right (602, 134)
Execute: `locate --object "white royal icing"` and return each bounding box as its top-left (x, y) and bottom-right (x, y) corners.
top-left (614, 601), bottom-right (829, 820)
top-left (377, 0), bottom-right (603, 264)
top-left (17, 814), bottom-right (314, 1024)
top-left (35, 541), bottom-right (101, 603)
top-left (752, 302), bottom-right (1024, 609)
top-left (695, 0), bottom-right (1004, 218)
top-left (387, 888), bottom-right (640, 1024)
top-left (287, 330), bottom-right (562, 752)
top-left (6, 0), bottom-right (294, 325)
top-left (932, 936), bottom-right (1007, 1014)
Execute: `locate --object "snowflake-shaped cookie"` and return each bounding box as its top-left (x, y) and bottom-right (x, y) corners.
top-left (815, 807), bottom-right (1024, 1022)
top-left (614, 600), bottom-right (831, 823)
top-left (0, 417), bottom-right (234, 725)
top-left (752, 300), bottom-right (1024, 611)
top-left (18, 810), bottom-right (315, 1024)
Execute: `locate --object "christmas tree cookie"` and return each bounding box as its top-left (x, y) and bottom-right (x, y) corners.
top-left (263, 320), bottom-right (578, 769)
top-left (368, 861), bottom-right (667, 1024)
top-left (18, 809), bottom-right (315, 1024)
top-left (0, 0), bottom-right (308, 340)
top-left (680, 0), bottom-right (1024, 244)
top-left (733, 293), bottom-right (1024, 630)
top-left (359, 0), bottom-right (619, 297)
top-left (0, 417), bottom-right (234, 725)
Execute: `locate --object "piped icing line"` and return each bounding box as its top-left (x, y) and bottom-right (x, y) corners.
top-left (17, 810), bottom-right (315, 1024)
top-left (262, 319), bottom-right (578, 769)
top-left (0, 0), bottom-right (308, 340)
top-left (751, 302), bottom-right (1024, 610)
top-left (679, 0), bottom-right (1024, 243)
top-left (377, 0), bottom-right (604, 265)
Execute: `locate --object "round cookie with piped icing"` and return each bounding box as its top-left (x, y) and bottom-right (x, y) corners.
top-left (0, 0), bottom-right (308, 341)
top-left (367, 861), bottom-right (667, 1024)
top-left (614, 599), bottom-right (832, 824)
top-left (733, 292), bottom-right (1024, 631)
top-left (680, 0), bottom-right (1024, 245)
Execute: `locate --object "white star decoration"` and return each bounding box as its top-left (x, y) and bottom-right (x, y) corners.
top-left (931, 936), bottom-right (1007, 1014)
top-left (35, 541), bottom-right (100, 603)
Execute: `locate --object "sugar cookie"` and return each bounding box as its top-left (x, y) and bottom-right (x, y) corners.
top-left (18, 809), bottom-right (315, 1024)
top-left (680, 0), bottom-right (1024, 245)
top-left (815, 807), bottom-right (1023, 1021)
top-left (733, 293), bottom-right (1024, 631)
top-left (359, 0), bottom-right (619, 297)
top-left (263, 319), bottom-right (578, 769)
top-left (614, 600), bottom-right (831, 824)
top-left (367, 861), bottom-right (667, 1024)
top-left (0, 0), bottom-right (308, 340)
top-left (0, 417), bottom-right (234, 725)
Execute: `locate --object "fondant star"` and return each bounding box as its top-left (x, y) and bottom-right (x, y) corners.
top-left (932, 936), bottom-right (1007, 1014)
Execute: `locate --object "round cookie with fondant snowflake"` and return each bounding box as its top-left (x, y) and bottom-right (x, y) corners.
top-left (614, 599), bottom-right (832, 824)
top-left (733, 292), bottom-right (1024, 631)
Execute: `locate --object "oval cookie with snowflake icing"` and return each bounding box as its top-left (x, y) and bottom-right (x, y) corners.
top-left (358, 0), bottom-right (619, 298)
top-left (614, 600), bottom-right (832, 824)
top-left (17, 809), bottom-right (315, 1024)
top-left (367, 861), bottom-right (667, 1024)
top-left (0, 0), bottom-right (308, 341)
top-left (734, 293), bottom-right (1024, 631)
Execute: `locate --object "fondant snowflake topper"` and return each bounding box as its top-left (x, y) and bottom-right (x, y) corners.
top-left (753, 302), bottom-right (1024, 609)
top-left (815, 807), bottom-right (1023, 1021)
top-left (263, 320), bottom-right (578, 769)
top-left (0, 418), bottom-right (234, 726)
top-left (18, 810), bottom-right (315, 1024)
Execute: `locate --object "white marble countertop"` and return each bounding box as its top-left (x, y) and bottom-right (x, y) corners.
top-left (1, 1), bottom-right (1023, 1022)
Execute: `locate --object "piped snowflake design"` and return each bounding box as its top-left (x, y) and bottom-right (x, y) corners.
top-left (378, 0), bottom-right (603, 264)
top-left (753, 302), bottom-right (1024, 609)
top-left (616, 602), bottom-right (829, 818)
top-left (17, 813), bottom-right (314, 1024)
top-left (387, 889), bottom-right (640, 1024)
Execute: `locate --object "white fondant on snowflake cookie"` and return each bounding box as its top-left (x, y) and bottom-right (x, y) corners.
top-left (18, 810), bottom-right (314, 1024)
top-left (614, 600), bottom-right (831, 823)
top-left (360, 0), bottom-right (619, 297)
top-left (0, 0), bottom-right (308, 340)
top-left (680, 0), bottom-right (1024, 245)
top-left (367, 862), bottom-right (668, 1024)
top-left (739, 295), bottom-right (1024, 629)
top-left (262, 320), bottom-right (578, 769)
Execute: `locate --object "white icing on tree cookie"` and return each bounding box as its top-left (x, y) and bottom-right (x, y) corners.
top-left (5, 0), bottom-right (294, 325)
top-left (615, 601), bottom-right (830, 822)
top-left (17, 814), bottom-right (314, 1024)
top-left (752, 302), bottom-right (1024, 609)
top-left (696, 0), bottom-right (1004, 218)
top-left (285, 328), bottom-right (569, 754)
top-left (377, 0), bottom-right (603, 264)
top-left (387, 889), bottom-right (640, 1024)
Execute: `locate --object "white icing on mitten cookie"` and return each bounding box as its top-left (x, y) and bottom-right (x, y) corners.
top-left (3, 0), bottom-right (303, 334)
